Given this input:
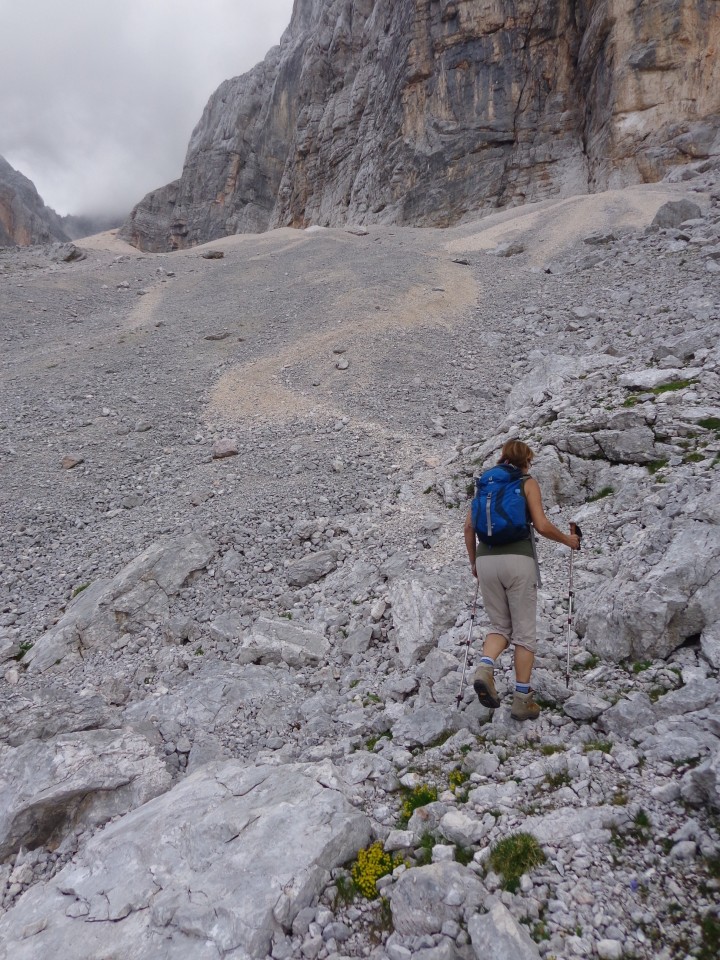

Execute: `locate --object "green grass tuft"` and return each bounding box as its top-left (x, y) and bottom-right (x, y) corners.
top-left (651, 378), bottom-right (697, 394)
top-left (588, 486), bottom-right (614, 502)
top-left (489, 832), bottom-right (546, 892)
top-left (398, 783), bottom-right (438, 827)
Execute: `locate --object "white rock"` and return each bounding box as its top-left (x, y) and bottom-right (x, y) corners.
top-left (596, 939), bottom-right (623, 960)
top-left (468, 902), bottom-right (541, 959)
top-left (0, 761), bottom-right (371, 958)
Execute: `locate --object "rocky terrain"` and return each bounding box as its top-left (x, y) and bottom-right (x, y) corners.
top-left (1, 165), bottom-right (719, 960)
top-left (122, 0), bottom-right (720, 251)
top-left (0, 155), bottom-right (69, 247)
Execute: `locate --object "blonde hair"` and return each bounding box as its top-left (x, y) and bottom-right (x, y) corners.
top-left (498, 440), bottom-right (534, 471)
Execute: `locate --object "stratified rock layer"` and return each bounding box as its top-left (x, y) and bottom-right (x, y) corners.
top-left (122, 0), bottom-right (720, 250)
top-left (0, 155), bottom-right (68, 247)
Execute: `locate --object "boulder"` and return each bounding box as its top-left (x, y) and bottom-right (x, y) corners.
top-left (577, 514), bottom-right (720, 661)
top-left (0, 688), bottom-right (112, 747)
top-left (24, 533), bottom-right (216, 673)
top-left (123, 662), bottom-right (302, 741)
top-left (286, 550), bottom-right (337, 587)
top-left (0, 729), bottom-right (171, 859)
top-left (0, 760), bottom-right (372, 959)
top-left (618, 367), bottom-right (701, 391)
top-left (681, 749), bottom-right (720, 810)
top-left (651, 199), bottom-right (702, 228)
top-left (391, 706), bottom-right (455, 748)
top-left (521, 806), bottom-right (622, 844)
top-left (599, 693), bottom-right (657, 737)
top-left (563, 693), bottom-right (611, 721)
top-left (238, 616), bottom-right (330, 667)
top-left (593, 427), bottom-right (657, 464)
top-left (390, 862), bottom-right (485, 936)
top-left (389, 570), bottom-right (462, 668)
top-left (469, 901), bottom-right (541, 960)
top-left (211, 438), bottom-right (238, 458)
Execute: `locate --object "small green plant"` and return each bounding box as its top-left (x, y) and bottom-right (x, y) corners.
top-left (698, 417), bottom-right (720, 431)
top-left (454, 845), bottom-right (474, 865)
top-left (584, 740), bottom-right (613, 754)
top-left (364, 693), bottom-right (382, 705)
top-left (194, 645), bottom-right (205, 656)
top-left (351, 842), bottom-right (395, 899)
top-left (532, 921), bottom-right (551, 942)
top-left (544, 771), bottom-right (571, 789)
top-left (489, 832), bottom-right (546, 892)
top-left (630, 809), bottom-right (651, 844)
top-left (398, 783), bottom-right (438, 826)
top-left (368, 897), bottom-right (394, 944)
top-left (647, 458), bottom-right (669, 475)
top-left (588, 486), bottom-right (614, 502)
top-left (623, 395), bottom-right (639, 407)
top-left (71, 582), bottom-right (91, 598)
top-left (14, 640), bottom-right (34, 661)
top-left (334, 873), bottom-right (356, 907)
top-left (583, 653), bottom-right (600, 670)
top-left (427, 731), bottom-right (453, 749)
top-left (649, 686), bottom-right (665, 703)
top-left (612, 790), bottom-right (629, 806)
top-left (632, 660), bottom-right (652, 673)
top-left (416, 832), bottom-right (435, 866)
top-left (365, 732), bottom-right (391, 751)
top-left (448, 768), bottom-right (469, 792)
top-left (279, 612), bottom-right (293, 620)
top-left (699, 911), bottom-right (720, 960)
top-left (651, 378), bottom-right (697, 394)
top-left (684, 452), bottom-right (705, 463)
top-left (540, 744), bottom-right (566, 756)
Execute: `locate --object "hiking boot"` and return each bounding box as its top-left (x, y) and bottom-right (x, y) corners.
top-left (473, 663), bottom-right (501, 709)
top-left (511, 690), bottom-right (540, 721)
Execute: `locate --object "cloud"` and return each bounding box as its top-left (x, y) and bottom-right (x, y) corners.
top-left (0, 0), bottom-right (295, 217)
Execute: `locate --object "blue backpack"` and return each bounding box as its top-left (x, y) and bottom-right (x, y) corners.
top-left (472, 465), bottom-right (530, 546)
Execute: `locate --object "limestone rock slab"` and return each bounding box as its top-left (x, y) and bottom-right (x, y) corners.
top-left (390, 862), bottom-right (485, 937)
top-left (469, 901), bottom-right (541, 960)
top-left (0, 760), bottom-right (372, 959)
top-left (577, 514), bottom-right (720, 661)
top-left (25, 533), bottom-right (216, 673)
top-left (286, 550), bottom-right (337, 587)
top-left (389, 571), bottom-right (461, 669)
top-left (0, 729), bottom-right (171, 859)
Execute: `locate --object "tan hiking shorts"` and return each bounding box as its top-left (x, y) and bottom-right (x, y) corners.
top-left (476, 554), bottom-right (537, 652)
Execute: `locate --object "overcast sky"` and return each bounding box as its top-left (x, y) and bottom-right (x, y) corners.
top-left (0, 0), bottom-right (295, 218)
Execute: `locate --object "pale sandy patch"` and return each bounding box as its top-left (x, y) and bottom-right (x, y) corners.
top-left (207, 256), bottom-right (477, 427)
top-left (445, 183), bottom-right (704, 265)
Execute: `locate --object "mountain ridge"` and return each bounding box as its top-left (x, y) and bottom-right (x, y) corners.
top-left (121, 0), bottom-right (720, 251)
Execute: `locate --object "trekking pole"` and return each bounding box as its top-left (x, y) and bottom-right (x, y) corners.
top-left (565, 522), bottom-right (582, 688)
top-left (456, 581), bottom-right (480, 709)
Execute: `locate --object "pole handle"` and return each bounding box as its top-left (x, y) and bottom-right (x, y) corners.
top-left (570, 521), bottom-right (582, 551)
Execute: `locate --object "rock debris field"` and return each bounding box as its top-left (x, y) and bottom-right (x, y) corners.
top-left (1, 174), bottom-right (720, 960)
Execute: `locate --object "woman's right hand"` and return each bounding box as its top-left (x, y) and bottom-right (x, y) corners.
top-left (567, 534), bottom-right (581, 550)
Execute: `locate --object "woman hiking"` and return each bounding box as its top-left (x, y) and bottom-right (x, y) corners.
top-left (463, 440), bottom-right (581, 720)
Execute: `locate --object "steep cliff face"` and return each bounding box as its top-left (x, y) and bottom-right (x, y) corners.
top-left (121, 0), bottom-right (720, 251)
top-left (0, 156), bottom-right (69, 246)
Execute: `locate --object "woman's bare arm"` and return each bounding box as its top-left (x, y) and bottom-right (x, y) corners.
top-left (464, 509), bottom-right (478, 577)
top-left (524, 478), bottom-right (580, 549)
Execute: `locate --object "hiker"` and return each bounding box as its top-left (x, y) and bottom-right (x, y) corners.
top-left (463, 440), bottom-right (580, 720)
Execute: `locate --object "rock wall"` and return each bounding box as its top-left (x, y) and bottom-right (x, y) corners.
top-left (0, 155), bottom-right (69, 247)
top-left (121, 0), bottom-right (720, 250)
